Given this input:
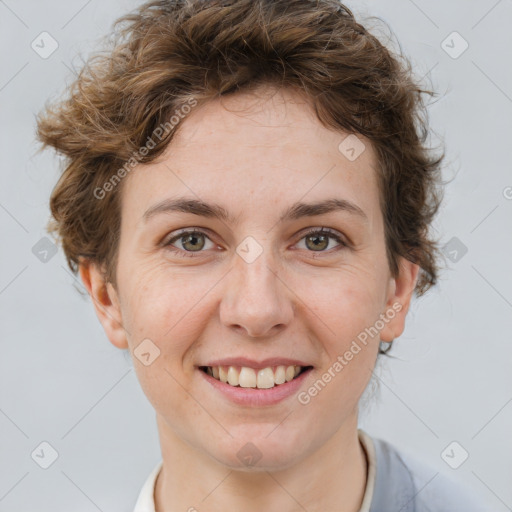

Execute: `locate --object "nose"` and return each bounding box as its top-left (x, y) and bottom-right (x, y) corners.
top-left (219, 250), bottom-right (294, 338)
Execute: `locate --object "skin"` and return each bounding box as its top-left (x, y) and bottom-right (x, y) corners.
top-left (80, 85), bottom-right (419, 512)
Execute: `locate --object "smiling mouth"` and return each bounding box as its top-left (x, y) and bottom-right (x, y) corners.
top-left (199, 365), bottom-right (313, 389)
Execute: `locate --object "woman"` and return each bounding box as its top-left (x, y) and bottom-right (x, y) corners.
top-left (36, 0), bottom-right (487, 510)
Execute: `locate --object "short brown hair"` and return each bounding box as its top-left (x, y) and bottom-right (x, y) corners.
top-left (36, 0), bottom-right (444, 298)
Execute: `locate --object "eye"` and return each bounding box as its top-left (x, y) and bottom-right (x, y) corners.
top-left (164, 229), bottom-right (216, 257)
top-left (295, 227), bottom-right (348, 253)
top-left (163, 227), bottom-right (348, 259)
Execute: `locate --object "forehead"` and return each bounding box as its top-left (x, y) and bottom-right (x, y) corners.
top-left (121, 86), bottom-right (381, 227)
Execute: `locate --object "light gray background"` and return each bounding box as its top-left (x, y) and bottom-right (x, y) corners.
top-left (1, 0), bottom-right (511, 510)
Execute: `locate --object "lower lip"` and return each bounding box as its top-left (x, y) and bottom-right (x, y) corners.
top-left (198, 367), bottom-right (313, 406)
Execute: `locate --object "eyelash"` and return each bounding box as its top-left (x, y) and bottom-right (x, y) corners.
top-left (163, 227), bottom-right (348, 258)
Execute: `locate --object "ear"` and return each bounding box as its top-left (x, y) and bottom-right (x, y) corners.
top-left (379, 256), bottom-right (420, 343)
top-left (79, 260), bottom-right (128, 349)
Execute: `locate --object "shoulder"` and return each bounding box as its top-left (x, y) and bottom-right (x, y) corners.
top-left (367, 434), bottom-right (488, 512)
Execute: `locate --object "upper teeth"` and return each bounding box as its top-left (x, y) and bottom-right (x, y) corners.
top-left (205, 365), bottom-right (302, 389)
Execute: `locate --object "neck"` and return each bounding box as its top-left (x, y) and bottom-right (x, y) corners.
top-left (154, 414), bottom-right (368, 512)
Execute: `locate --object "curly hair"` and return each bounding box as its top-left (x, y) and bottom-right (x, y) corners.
top-left (36, 0), bottom-right (444, 304)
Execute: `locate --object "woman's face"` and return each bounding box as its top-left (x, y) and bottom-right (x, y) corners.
top-left (83, 86), bottom-right (418, 470)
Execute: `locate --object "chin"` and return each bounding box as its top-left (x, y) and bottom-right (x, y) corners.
top-left (211, 449), bottom-right (302, 472)
top-left (203, 429), bottom-right (311, 472)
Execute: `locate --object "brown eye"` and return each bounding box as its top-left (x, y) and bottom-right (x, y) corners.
top-left (179, 232), bottom-right (206, 251)
top-left (164, 230), bottom-right (215, 257)
top-left (305, 233), bottom-right (330, 251)
top-left (297, 228), bottom-right (347, 253)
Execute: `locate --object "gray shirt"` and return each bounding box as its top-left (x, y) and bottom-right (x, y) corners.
top-left (363, 431), bottom-right (488, 511)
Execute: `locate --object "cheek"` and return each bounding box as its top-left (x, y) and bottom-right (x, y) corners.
top-left (303, 280), bottom-right (381, 411)
top-left (121, 264), bottom-right (212, 358)
top-left (306, 265), bottom-right (388, 333)
top-left (299, 271), bottom-right (388, 392)
top-left (121, 270), bottom-right (207, 412)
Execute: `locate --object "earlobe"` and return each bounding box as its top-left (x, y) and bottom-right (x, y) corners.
top-left (379, 257), bottom-right (420, 343)
top-left (78, 260), bottom-right (128, 350)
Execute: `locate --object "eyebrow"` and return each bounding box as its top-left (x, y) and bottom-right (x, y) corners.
top-left (142, 197), bottom-right (368, 224)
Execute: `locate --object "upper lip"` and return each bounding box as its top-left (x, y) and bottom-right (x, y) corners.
top-left (200, 357), bottom-right (313, 369)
